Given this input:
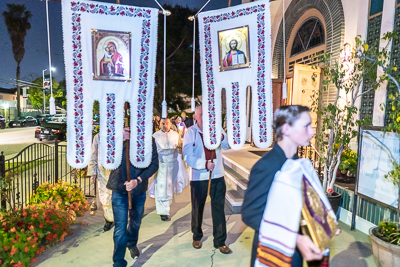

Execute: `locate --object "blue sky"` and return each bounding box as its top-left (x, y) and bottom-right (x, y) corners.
top-left (0, 0), bottom-right (242, 89)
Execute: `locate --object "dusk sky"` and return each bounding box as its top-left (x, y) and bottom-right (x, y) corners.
top-left (0, 0), bottom-right (242, 89)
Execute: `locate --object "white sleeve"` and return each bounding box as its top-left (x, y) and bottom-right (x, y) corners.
top-left (182, 128), bottom-right (206, 170)
top-left (220, 131), bottom-right (230, 150)
top-left (87, 134), bottom-right (99, 176)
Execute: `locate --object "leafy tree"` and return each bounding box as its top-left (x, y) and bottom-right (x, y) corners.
top-left (153, 4), bottom-right (201, 113)
top-left (311, 33), bottom-right (395, 192)
top-left (56, 79), bottom-right (67, 108)
top-left (3, 4), bottom-right (32, 117)
top-left (27, 76), bottom-right (63, 112)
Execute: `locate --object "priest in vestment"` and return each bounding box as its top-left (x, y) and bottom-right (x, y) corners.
top-left (150, 118), bottom-right (180, 221)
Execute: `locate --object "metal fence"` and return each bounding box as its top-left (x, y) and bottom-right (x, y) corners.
top-left (0, 141), bottom-right (96, 211)
top-left (297, 144), bottom-right (324, 178)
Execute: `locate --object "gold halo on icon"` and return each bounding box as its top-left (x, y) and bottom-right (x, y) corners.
top-left (102, 37), bottom-right (121, 51)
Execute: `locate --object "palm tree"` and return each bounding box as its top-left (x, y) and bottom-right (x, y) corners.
top-left (3, 4), bottom-right (32, 117)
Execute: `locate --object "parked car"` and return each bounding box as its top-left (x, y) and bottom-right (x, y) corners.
top-left (35, 121), bottom-right (66, 141)
top-left (51, 114), bottom-right (67, 122)
top-left (8, 116), bottom-right (38, 128)
top-left (0, 115), bottom-right (5, 129)
top-left (36, 114), bottom-right (53, 125)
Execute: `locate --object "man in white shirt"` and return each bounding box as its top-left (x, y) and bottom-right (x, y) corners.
top-left (151, 118), bottom-right (180, 221)
top-left (182, 105), bottom-right (232, 254)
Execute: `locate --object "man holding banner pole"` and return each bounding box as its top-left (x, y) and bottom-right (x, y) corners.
top-left (106, 126), bottom-right (159, 266)
top-left (183, 105), bottom-right (232, 254)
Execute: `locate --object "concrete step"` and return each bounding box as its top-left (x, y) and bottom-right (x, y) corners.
top-left (222, 155), bottom-right (250, 181)
top-left (223, 155), bottom-right (251, 214)
top-left (225, 182), bottom-right (243, 214)
top-left (224, 164), bottom-right (247, 197)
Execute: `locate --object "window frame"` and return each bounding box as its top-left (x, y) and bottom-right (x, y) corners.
top-left (289, 17), bottom-right (325, 57)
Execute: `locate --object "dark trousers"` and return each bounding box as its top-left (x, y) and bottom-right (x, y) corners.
top-left (251, 231), bottom-right (303, 267)
top-left (112, 191), bottom-right (146, 267)
top-left (190, 177), bottom-right (227, 248)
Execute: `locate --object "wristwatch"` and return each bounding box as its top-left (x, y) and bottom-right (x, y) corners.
top-left (136, 177), bottom-right (142, 184)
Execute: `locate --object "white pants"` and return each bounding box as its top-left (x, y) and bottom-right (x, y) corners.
top-left (98, 180), bottom-right (114, 222)
top-left (156, 199), bottom-right (172, 215)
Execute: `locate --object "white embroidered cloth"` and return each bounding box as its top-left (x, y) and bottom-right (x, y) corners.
top-left (62, 0), bottom-right (158, 169)
top-left (256, 159), bottom-right (336, 266)
top-left (198, 0), bottom-right (273, 150)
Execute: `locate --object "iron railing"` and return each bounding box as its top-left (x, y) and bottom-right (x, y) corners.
top-left (0, 141), bottom-right (96, 211)
top-left (297, 144), bottom-right (324, 179)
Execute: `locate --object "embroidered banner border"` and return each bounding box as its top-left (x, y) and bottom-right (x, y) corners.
top-left (70, 1), bottom-right (152, 164)
top-left (201, 4), bottom-right (269, 145)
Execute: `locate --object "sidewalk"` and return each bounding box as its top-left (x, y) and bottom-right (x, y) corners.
top-left (32, 186), bottom-right (377, 267)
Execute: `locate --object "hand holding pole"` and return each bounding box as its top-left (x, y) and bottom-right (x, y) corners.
top-left (124, 104), bottom-right (132, 210)
top-left (207, 150), bottom-right (215, 201)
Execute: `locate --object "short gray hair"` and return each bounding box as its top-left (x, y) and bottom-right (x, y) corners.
top-left (273, 105), bottom-right (310, 141)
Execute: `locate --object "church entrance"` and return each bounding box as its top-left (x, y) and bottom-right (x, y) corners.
top-left (292, 63), bottom-right (320, 133)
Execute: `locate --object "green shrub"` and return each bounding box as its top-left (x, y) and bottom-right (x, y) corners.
top-left (339, 148), bottom-right (358, 175)
top-left (377, 221), bottom-right (400, 245)
top-left (29, 180), bottom-right (89, 217)
top-left (0, 201), bottom-right (74, 266)
top-left (0, 181), bottom-right (89, 266)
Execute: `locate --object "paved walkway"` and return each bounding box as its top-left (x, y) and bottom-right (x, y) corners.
top-left (32, 186), bottom-right (377, 267)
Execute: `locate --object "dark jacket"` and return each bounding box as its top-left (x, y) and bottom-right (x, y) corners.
top-left (241, 142), bottom-right (298, 266)
top-left (183, 117), bottom-right (194, 128)
top-left (106, 139), bottom-right (159, 195)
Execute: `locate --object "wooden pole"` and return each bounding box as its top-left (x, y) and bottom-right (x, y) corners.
top-left (124, 103), bottom-right (132, 210)
top-left (207, 150), bottom-right (215, 200)
top-left (227, 0), bottom-right (231, 7)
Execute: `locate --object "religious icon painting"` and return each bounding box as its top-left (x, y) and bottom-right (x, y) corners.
top-left (218, 25), bottom-right (251, 72)
top-left (91, 29), bottom-right (132, 82)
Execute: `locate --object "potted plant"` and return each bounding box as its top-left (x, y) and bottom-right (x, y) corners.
top-left (370, 221), bottom-right (400, 266)
top-left (339, 147), bottom-right (358, 178)
top-left (311, 33), bottom-right (393, 202)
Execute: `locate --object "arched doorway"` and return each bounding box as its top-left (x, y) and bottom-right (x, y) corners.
top-left (271, 0), bottom-right (345, 115)
top-left (287, 12), bottom-right (326, 133)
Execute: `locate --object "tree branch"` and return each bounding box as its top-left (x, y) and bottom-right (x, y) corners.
top-left (166, 37), bottom-right (186, 61)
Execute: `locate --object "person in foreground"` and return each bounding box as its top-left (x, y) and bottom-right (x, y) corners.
top-left (242, 105), bottom-right (339, 266)
top-left (182, 105), bottom-right (232, 254)
top-left (106, 127), bottom-right (159, 267)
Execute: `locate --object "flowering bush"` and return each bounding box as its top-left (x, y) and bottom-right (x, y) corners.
top-left (0, 202), bottom-right (73, 266)
top-left (327, 188), bottom-right (335, 196)
top-left (339, 148), bottom-right (358, 175)
top-left (29, 180), bottom-right (89, 218)
top-left (0, 181), bottom-right (90, 266)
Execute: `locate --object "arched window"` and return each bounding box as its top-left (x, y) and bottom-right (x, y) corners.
top-left (290, 18), bottom-right (325, 57)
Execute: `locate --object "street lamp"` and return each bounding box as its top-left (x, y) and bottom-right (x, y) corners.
top-left (42, 69), bottom-right (47, 114)
top-left (42, 67), bottom-right (56, 114)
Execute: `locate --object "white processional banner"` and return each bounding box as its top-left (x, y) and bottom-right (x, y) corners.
top-left (198, 1), bottom-right (273, 150)
top-left (62, 0), bottom-right (158, 169)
